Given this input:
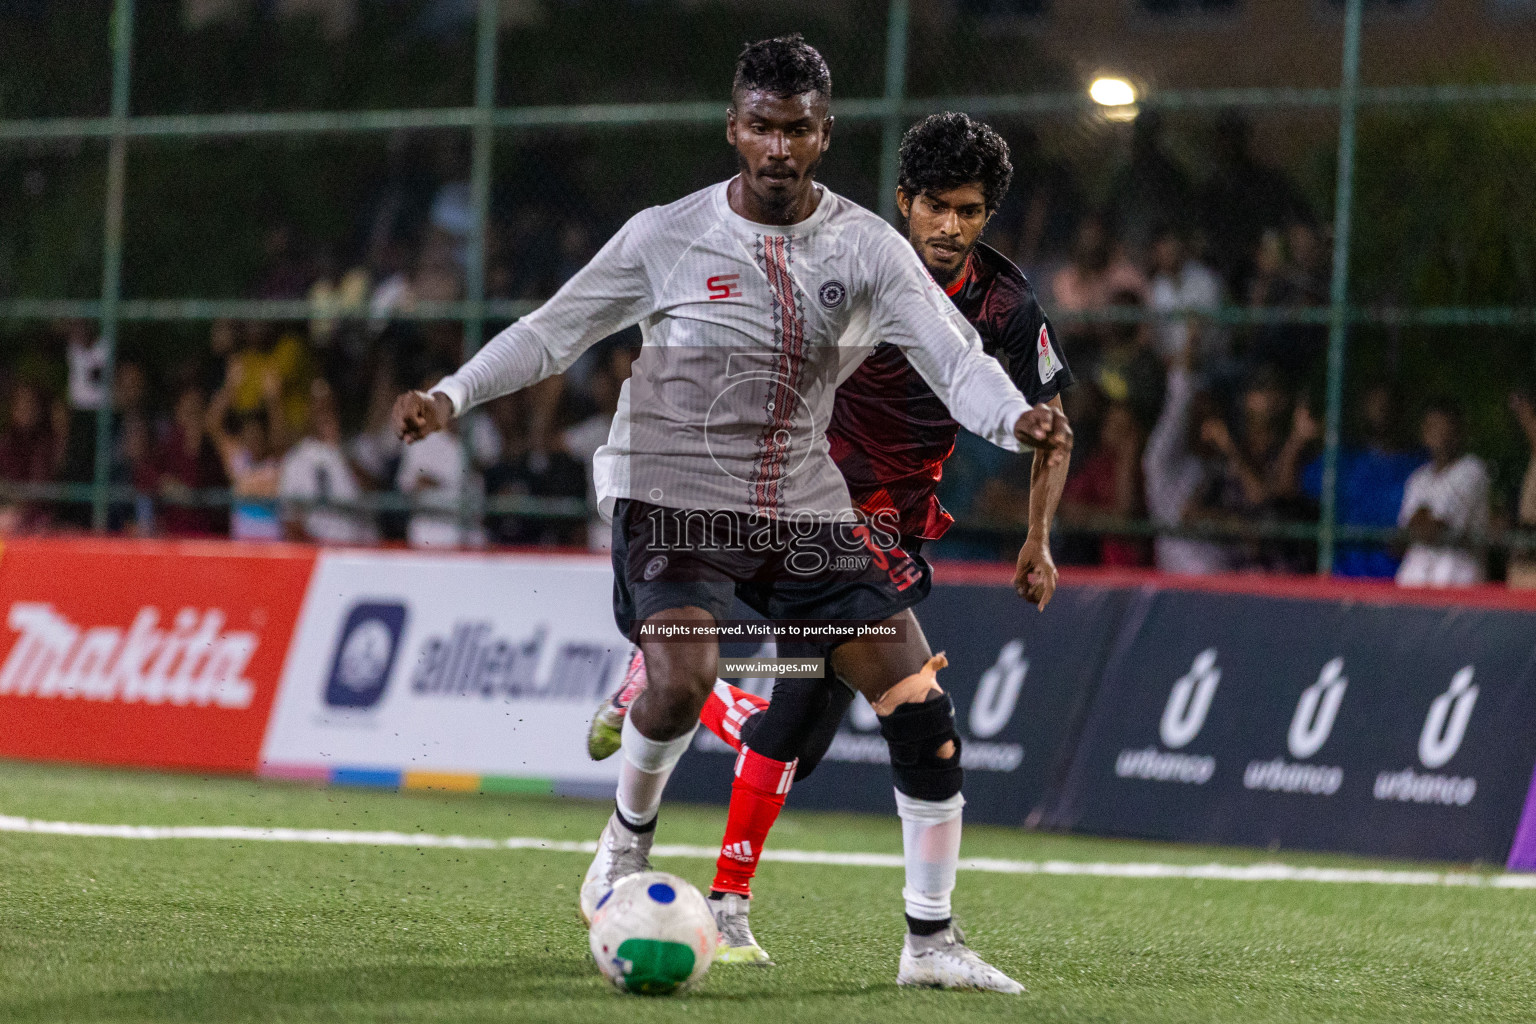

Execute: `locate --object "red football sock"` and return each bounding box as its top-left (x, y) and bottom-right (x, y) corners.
top-left (711, 746), bottom-right (795, 897)
top-left (698, 681), bottom-right (769, 753)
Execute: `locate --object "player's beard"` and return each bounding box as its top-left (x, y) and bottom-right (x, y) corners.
top-left (738, 150), bottom-right (822, 220)
top-left (896, 213), bottom-right (976, 288)
top-left (919, 238), bottom-right (975, 290)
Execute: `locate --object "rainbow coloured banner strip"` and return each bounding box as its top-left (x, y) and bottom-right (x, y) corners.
top-left (260, 762), bottom-right (556, 796)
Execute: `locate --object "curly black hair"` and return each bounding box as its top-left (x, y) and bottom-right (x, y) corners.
top-left (897, 112), bottom-right (1013, 213)
top-left (732, 33), bottom-right (831, 103)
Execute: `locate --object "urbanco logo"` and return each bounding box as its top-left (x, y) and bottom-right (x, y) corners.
top-left (1243, 657), bottom-right (1348, 796)
top-left (779, 639), bottom-right (1024, 773)
top-left (1288, 657), bottom-right (1348, 760)
top-left (1374, 665), bottom-right (1480, 807)
top-left (1160, 648), bottom-right (1220, 750)
top-left (1419, 666), bottom-right (1478, 770)
top-left (969, 639), bottom-right (1027, 739)
top-left (1117, 648), bottom-right (1220, 785)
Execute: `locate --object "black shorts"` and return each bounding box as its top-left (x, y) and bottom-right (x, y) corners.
top-left (610, 500), bottom-right (931, 645)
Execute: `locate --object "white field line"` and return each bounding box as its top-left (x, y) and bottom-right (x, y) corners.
top-left (1, 813), bottom-right (1532, 890)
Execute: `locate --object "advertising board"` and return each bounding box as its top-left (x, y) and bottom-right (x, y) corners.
top-left (0, 539), bottom-right (314, 772)
top-left (259, 550), bottom-right (629, 789)
top-left (1050, 587), bottom-right (1536, 863)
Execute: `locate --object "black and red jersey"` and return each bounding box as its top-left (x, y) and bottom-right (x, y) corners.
top-left (827, 242), bottom-right (1073, 541)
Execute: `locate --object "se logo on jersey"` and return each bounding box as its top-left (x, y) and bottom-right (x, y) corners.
top-left (707, 274), bottom-right (742, 301)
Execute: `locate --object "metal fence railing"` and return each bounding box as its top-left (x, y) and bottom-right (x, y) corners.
top-left (2, 0), bottom-right (1533, 571)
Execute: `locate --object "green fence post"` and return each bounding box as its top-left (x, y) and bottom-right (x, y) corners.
top-left (92, 0), bottom-right (135, 532)
top-left (878, 0), bottom-right (910, 223)
top-left (1318, 0), bottom-right (1363, 575)
top-left (456, 0), bottom-right (500, 541)
top-left (465, 0), bottom-right (498, 361)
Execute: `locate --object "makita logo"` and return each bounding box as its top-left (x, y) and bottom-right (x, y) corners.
top-left (0, 602), bottom-right (257, 708)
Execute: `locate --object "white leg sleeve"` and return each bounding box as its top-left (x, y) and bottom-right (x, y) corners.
top-left (614, 714), bottom-right (698, 827)
top-left (895, 789), bottom-right (965, 922)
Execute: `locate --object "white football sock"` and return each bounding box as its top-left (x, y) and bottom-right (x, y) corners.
top-left (615, 714), bottom-right (698, 829)
top-left (895, 789), bottom-right (965, 923)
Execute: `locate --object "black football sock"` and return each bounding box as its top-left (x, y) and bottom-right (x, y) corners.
top-left (906, 914), bottom-right (952, 937)
top-left (614, 801), bottom-right (657, 834)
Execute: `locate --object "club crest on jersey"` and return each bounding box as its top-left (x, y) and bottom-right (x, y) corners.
top-left (643, 555), bottom-right (669, 580)
top-left (1037, 323), bottom-right (1059, 384)
top-left (818, 280), bottom-right (847, 309)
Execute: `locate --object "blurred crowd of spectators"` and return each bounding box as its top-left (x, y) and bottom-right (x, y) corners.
top-left (933, 112), bottom-right (1535, 588)
top-left (0, 310), bottom-right (631, 553)
top-left (4, 114), bottom-right (1535, 587)
top-left (1, 132), bottom-right (625, 552)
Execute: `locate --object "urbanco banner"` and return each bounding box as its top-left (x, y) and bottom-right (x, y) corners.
top-left (259, 549), bottom-right (629, 785)
top-left (1048, 587), bottom-right (1536, 863)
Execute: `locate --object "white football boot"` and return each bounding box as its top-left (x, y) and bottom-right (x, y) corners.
top-left (710, 892), bottom-right (774, 966)
top-left (579, 811), bottom-right (655, 923)
top-left (587, 647), bottom-right (648, 760)
top-left (897, 925), bottom-right (1025, 994)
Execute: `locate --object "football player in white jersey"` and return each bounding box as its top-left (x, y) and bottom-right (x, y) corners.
top-left (589, 112), bottom-right (1074, 972)
top-left (394, 34), bottom-right (1069, 993)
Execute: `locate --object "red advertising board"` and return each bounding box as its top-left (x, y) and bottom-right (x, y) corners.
top-left (0, 538), bottom-right (316, 772)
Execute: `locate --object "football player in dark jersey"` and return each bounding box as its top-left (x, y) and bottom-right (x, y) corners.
top-left (589, 112), bottom-right (1074, 970)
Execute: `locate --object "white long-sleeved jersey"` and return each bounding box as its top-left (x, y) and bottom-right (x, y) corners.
top-left (434, 180), bottom-right (1033, 518)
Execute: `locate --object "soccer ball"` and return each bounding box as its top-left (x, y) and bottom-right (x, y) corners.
top-left (588, 871), bottom-right (718, 995)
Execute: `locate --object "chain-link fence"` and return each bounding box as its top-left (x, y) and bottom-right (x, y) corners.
top-left (2, 0), bottom-right (1534, 576)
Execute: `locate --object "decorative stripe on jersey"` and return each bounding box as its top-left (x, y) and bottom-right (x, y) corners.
top-left (751, 235), bottom-right (806, 516)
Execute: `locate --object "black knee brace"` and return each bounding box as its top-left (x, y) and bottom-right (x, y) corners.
top-left (878, 691), bottom-right (963, 801)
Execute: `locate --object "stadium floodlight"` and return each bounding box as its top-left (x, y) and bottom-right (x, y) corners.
top-left (1089, 77), bottom-right (1137, 107)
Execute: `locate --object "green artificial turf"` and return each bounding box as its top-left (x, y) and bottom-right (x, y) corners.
top-left (0, 760), bottom-right (1532, 1023)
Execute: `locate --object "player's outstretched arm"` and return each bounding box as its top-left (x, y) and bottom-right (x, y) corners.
top-left (867, 230), bottom-right (1040, 453)
top-left (427, 211), bottom-right (655, 420)
top-left (1014, 396), bottom-right (1072, 609)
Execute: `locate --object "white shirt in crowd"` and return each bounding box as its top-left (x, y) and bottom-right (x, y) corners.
top-left (396, 431), bottom-right (483, 549)
top-left (67, 335), bottom-right (109, 411)
top-left (348, 423), bottom-right (401, 486)
top-left (433, 180), bottom-right (1033, 520)
top-left (1143, 365), bottom-right (1234, 575)
top-left (1149, 261), bottom-right (1224, 363)
top-left (462, 410), bottom-right (505, 470)
top-left (1396, 454), bottom-right (1490, 587)
top-left (278, 437), bottom-right (375, 545)
top-left (368, 272), bottom-right (412, 334)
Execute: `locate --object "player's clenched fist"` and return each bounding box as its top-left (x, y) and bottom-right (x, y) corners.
top-left (1013, 535), bottom-right (1058, 610)
top-left (1013, 405), bottom-right (1073, 466)
top-left (392, 390), bottom-right (454, 443)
